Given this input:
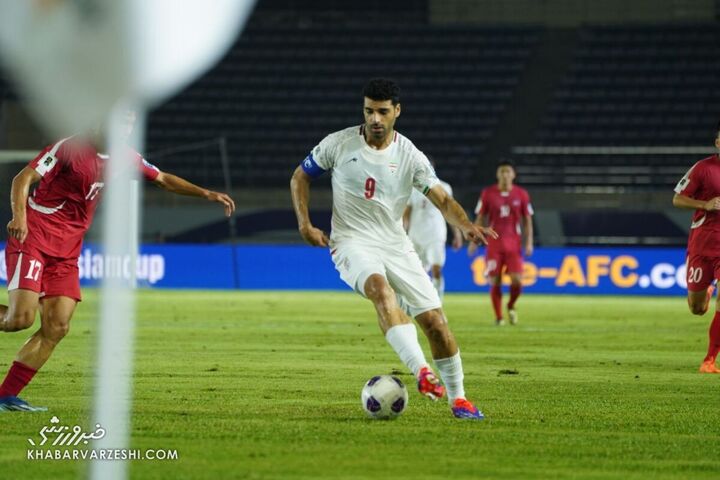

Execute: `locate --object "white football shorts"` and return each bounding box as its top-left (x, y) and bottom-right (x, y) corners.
top-left (330, 241), bottom-right (441, 317)
top-left (412, 240), bottom-right (446, 271)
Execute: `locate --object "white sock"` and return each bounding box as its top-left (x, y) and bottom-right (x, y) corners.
top-left (432, 276), bottom-right (445, 299)
top-left (434, 351), bottom-right (465, 403)
top-left (385, 323), bottom-right (428, 376)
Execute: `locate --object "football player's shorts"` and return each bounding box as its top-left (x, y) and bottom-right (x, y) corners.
top-left (685, 254), bottom-right (720, 293)
top-left (5, 238), bottom-right (81, 302)
top-left (331, 240), bottom-right (441, 317)
top-left (485, 247), bottom-right (523, 277)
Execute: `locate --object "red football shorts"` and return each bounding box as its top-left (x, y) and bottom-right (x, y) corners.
top-left (485, 248), bottom-right (523, 277)
top-left (5, 240), bottom-right (81, 302)
top-left (685, 254), bottom-right (720, 293)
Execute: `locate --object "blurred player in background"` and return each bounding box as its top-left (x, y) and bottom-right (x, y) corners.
top-left (0, 112), bottom-right (235, 411)
top-left (290, 78), bottom-right (496, 420)
top-left (673, 122), bottom-right (720, 374)
top-left (403, 161), bottom-right (462, 299)
top-left (469, 160), bottom-right (533, 326)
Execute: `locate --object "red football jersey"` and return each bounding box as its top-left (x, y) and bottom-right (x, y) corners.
top-left (10, 136), bottom-right (160, 259)
top-left (475, 184), bottom-right (533, 252)
top-left (674, 154), bottom-right (720, 257)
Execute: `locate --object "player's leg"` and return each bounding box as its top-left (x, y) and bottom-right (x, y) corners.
top-left (486, 249), bottom-right (504, 325)
top-left (489, 275), bottom-right (503, 326)
top-left (386, 250), bottom-right (482, 419)
top-left (430, 264), bottom-right (444, 298)
top-left (698, 258), bottom-right (720, 373)
top-left (16, 296), bottom-right (76, 370)
top-left (412, 308), bottom-right (481, 419)
top-left (332, 243), bottom-right (432, 381)
top-left (685, 255), bottom-right (720, 373)
top-left (687, 287), bottom-right (714, 316)
top-left (0, 256), bottom-right (81, 410)
top-left (0, 295), bottom-right (76, 411)
top-left (506, 253), bottom-right (524, 325)
top-left (364, 274), bottom-right (436, 386)
top-left (1, 289), bottom-right (40, 332)
top-left (427, 241), bottom-right (446, 299)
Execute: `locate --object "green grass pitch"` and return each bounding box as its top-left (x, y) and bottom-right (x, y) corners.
top-left (0, 290), bottom-right (718, 479)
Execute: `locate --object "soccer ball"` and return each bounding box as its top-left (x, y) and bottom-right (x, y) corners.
top-left (361, 375), bottom-right (408, 419)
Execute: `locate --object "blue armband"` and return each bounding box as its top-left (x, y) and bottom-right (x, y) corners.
top-left (301, 153), bottom-right (327, 179)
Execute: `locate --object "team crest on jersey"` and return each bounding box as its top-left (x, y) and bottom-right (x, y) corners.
top-left (389, 162), bottom-right (398, 174)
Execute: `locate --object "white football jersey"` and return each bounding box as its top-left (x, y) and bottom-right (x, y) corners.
top-left (407, 180), bottom-right (452, 245)
top-left (310, 125), bottom-right (439, 247)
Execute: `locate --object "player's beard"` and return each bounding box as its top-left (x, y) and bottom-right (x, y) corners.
top-left (368, 123), bottom-right (387, 141)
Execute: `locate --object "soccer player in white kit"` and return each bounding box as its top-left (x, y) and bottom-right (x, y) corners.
top-left (290, 78), bottom-right (497, 420)
top-left (404, 173), bottom-right (462, 299)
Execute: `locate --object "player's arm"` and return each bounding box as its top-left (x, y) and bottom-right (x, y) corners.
top-left (426, 184), bottom-right (497, 245)
top-left (450, 224), bottom-right (463, 250)
top-left (522, 215), bottom-right (534, 257)
top-left (290, 166), bottom-right (329, 247)
top-left (153, 171), bottom-right (235, 217)
top-left (467, 212), bottom-right (488, 256)
top-left (7, 166), bottom-right (42, 243)
top-left (672, 193), bottom-right (720, 212)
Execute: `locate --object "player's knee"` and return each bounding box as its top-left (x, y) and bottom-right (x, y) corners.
top-left (365, 276), bottom-right (393, 304)
top-left (689, 302), bottom-right (707, 316)
top-left (419, 310), bottom-right (449, 337)
top-left (5, 309), bottom-right (36, 331)
top-left (431, 265), bottom-right (442, 279)
top-left (43, 318), bottom-right (70, 342)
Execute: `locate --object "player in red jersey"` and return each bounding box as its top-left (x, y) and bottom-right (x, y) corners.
top-left (0, 119), bottom-right (235, 411)
top-left (673, 123), bottom-right (720, 374)
top-left (468, 160), bottom-right (533, 326)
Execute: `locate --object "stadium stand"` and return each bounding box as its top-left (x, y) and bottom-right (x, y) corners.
top-left (514, 25), bottom-right (720, 188)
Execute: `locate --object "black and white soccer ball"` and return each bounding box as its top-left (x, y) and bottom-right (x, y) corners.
top-left (361, 375), bottom-right (408, 419)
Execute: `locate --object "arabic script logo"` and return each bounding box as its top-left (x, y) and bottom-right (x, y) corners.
top-left (28, 416), bottom-right (106, 447)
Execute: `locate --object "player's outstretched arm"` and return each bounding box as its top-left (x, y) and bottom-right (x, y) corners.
top-left (153, 172), bottom-right (235, 217)
top-left (290, 166), bottom-right (329, 247)
top-left (451, 226), bottom-right (463, 251)
top-left (673, 193), bottom-right (720, 212)
top-left (467, 212), bottom-right (485, 256)
top-left (522, 215), bottom-right (534, 257)
top-left (7, 166), bottom-right (41, 243)
top-left (426, 184), bottom-right (497, 245)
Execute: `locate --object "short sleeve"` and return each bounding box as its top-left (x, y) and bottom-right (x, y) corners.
top-left (301, 134), bottom-right (337, 178)
top-left (674, 163), bottom-right (701, 197)
top-left (136, 154), bottom-right (160, 181)
top-left (412, 151), bottom-right (439, 194)
top-left (30, 138), bottom-right (71, 177)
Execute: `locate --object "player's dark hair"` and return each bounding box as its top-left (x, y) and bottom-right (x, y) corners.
top-left (716, 121), bottom-right (720, 138)
top-left (362, 78), bottom-right (401, 105)
top-left (497, 159), bottom-right (516, 170)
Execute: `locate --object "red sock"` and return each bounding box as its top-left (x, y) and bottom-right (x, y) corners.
top-left (508, 283), bottom-right (522, 309)
top-left (490, 285), bottom-right (503, 320)
top-left (0, 361), bottom-right (38, 397)
top-left (704, 311), bottom-right (720, 363)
